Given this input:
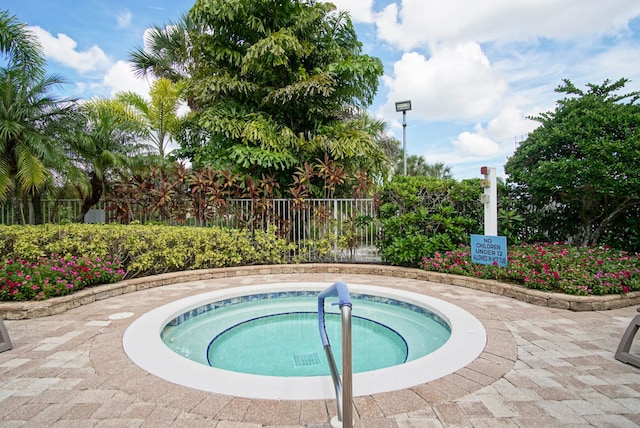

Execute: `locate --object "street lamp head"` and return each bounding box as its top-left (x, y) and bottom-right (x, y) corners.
top-left (395, 100), bottom-right (412, 176)
top-left (395, 100), bottom-right (412, 112)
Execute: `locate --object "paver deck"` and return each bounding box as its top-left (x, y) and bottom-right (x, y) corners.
top-left (1, 267), bottom-right (639, 427)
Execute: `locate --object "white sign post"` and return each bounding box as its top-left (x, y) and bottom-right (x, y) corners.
top-left (480, 166), bottom-right (498, 236)
top-left (471, 167), bottom-right (508, 267)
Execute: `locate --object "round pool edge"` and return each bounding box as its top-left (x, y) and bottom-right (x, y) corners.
top-left (123, 282), bottom-right (487, 400)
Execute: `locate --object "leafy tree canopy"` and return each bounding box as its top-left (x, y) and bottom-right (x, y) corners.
top-left (504, 78), bottom-right (640, 246)
top-left (176, 0), bottom-right (388, 183)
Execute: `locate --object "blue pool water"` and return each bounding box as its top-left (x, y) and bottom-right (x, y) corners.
top-left (161, 292), bottom-right (452, 377)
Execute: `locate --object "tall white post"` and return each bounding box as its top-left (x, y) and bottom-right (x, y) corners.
top-left (481, 166), bottom-right (498, 236)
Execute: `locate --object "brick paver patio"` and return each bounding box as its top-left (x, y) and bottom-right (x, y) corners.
top-left (1, 265), bottom-right (639, 427)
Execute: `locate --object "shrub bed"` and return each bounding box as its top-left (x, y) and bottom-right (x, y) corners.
top-left (1, 255), bottom-right (124, 301)
top-left (422, 242), bottom-right (640, 295)
top-left (376, 176), bottom-right (482, 266)
top-left (0, 224), bottom-right (294, 301)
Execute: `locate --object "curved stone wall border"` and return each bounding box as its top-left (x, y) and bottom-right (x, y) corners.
top-left (1, 263), bottom-right (640, 319)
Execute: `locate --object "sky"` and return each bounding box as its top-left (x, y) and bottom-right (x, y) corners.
top-left (4, 0), bottom-right (640, 179)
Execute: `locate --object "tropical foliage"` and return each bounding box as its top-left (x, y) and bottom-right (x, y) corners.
top-left (4, 7), bottom-right (640, 305)
top-left (0, 9), bottom-right (45, 77)
top-left (169, 0), bottom-right (389, 183)
top-left (0, 223), bottom-right (293, 298)
top-left (104, 158), bottom-right (374, 227)
top-left (0, 10), bottom-right (78, 224)
top-left (505, 78), bottom-right (640, 250)
top-left (129, 12), bottom-right (194, 84)
top-left (395, 155), bottom-right (453, 179)
top-left (116, 78), bottom-right (183, 160)
top-left (0, 68), bottom-right (73, 203)
top-left (376, 176), bottom-right (483, 266)
top-left (69, 98), bottom-right (151, 221)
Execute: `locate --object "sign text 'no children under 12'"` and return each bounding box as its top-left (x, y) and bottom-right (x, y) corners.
top-left (470, 235), bottom-right (507, 267)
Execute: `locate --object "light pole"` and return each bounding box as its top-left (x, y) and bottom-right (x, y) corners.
top-left (395, 100), bottom-right (412, 176)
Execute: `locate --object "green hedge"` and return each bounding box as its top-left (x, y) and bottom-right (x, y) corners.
top-left (0, 224), bottom-right (295, 278)
top-left (377, 176), bottom-right (483, 267)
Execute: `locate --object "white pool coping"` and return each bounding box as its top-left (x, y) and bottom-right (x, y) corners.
top-left (123, 282), bottom-right (486, 400)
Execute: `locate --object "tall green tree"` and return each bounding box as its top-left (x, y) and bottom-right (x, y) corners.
top-left (0, 12), bottom-right (79, 223)
top-left (504, 78), bottom-right (640, 248)
top-left (175, 0), bottom-right (387, 184)
top-left (70, 98), bottom-right (151, 221)
top-left (0, 68), bottom-right (75, 217)
top-left (117, 78), bottom-right (182, 159)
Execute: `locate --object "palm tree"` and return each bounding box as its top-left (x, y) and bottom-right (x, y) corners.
top-left (0, 9), bottom-right (45, 77)
top-left (128, 13), bottom-right (193, 83)
top-left (116, 78), bottom-right (182, 159)
top-left (395, 155), bottom-right (453, 179)
top-left (0, 67), bottom-right (77, 222)
top-left (425, 161), bottom-right (453, 180)
top-left (70, 98), bottom-right (151, 221)
top-left (327, 111), bottom-right (397, 180)
top-left (0, 11), bottom-right (85, 223)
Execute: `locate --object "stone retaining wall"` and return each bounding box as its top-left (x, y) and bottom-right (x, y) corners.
top-left (2, 264), bottom-right (639, 319)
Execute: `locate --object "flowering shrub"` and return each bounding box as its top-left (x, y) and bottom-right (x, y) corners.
top-left (0, 224), bottom-right (294, 278)
top-left (0, 256), bottom-right (125, 301)
top-left (422, 242), bottom-right (640, 295)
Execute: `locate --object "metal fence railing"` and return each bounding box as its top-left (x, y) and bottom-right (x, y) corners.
top-left (0, 198), bottom-right (381, 263)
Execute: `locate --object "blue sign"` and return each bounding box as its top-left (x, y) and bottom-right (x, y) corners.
top-left (470, 235), bottom-right (508, 267)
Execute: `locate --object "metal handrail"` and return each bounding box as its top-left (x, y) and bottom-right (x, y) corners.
top-left (318, 281), bottom-right (353, 428)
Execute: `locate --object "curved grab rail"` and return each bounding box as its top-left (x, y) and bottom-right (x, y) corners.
top-left (318, 281), bottom-right (352, 346)
top-left (318, 281), bottom-right (353, 428)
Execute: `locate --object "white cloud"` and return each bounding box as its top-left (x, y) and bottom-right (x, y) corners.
top-left (116, 10), bottom-right (133, 29)
top-left (440, 107), bottom-right (537, 162)
top-left (28, 26), bottom-right (110, 74)
top-left (452, 131), bottom-right (500, 157)
top-left (102, 61), bottom-right (151, 98)
top-left (381, 44), bottom-right (507, 121)
top-left (369, 0), bottom-right (640, 50)
top-left (485, 106), bottom-right (538, 142)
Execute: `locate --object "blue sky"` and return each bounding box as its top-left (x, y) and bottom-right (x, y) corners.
top-left (4, 0), bottom-right (640, 179)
